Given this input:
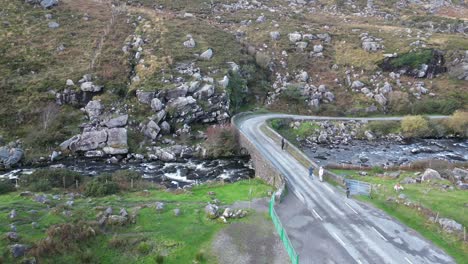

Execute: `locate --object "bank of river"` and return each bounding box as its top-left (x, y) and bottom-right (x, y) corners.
top-left (303, 138), bottom-right (468, 167)
top-left (0, 157), bottom-right (255, 188)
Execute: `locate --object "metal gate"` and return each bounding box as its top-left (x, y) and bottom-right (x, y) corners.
top-left (345, 179), bottom-right (371, 197)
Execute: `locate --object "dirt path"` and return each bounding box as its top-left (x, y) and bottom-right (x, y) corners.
top-left (211, 198), bottom-right (289, 264)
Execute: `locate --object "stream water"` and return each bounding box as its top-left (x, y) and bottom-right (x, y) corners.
top-left (304, 138), bottom-right (468, 167)
top-left (0, 158), bottom-right (255, 188)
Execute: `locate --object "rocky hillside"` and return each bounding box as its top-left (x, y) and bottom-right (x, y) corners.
top-left (0, 0), bottom-right (467, 166)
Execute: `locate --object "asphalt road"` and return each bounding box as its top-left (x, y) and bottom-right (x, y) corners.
top-left (235, 113), bottom-right (454, 264)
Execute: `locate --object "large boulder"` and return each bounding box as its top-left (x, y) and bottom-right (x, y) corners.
top-left (421, 169), bottom-right (442, 181)
top-left (374, 94), bottom-right (387, 106)
top-left (200, 49), bottom-right (213, 60)
top-left (10, 244), bottom-right (29, 258)
top-left (103, 128), bottom-right (128, 155)
top-left (167, 96), bottom-right (198, 116)
top-left (107, 215), bottom-right (127, 225)
top-left (205, 204), bottom-right (219, 219)
top-left (75, 130), bottom-right (107, 151)
top-left (288, 32), bottom-right (302, 42)
top-left (80, 82), bottom-right (102, 93)
top-left (151, 98), bottom-right (163, 112)
top-left (105, 115), bottom-right (128, 128)
top-left (0, 146), bottom-right (24, 167)
top-left (84, 100), bottom-right (103, 119)
top-left (270, 31), bottom-right (280, 40)
top-left (144, 121), bottom-right (161, 140)
top-left (452, 168), bottom-right (468, 181)
top-left (136, 91), bottom-right (155, 105)
top-left (193, 84), bottom-right (214, 99)
top-left (438, 218), bottom-right (462, 233)
top-left (165, 86), bottom-right (188, 100)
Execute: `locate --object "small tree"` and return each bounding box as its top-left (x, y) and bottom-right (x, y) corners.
top-left (204, 125), bottom-right (238, 158)
top-left (282, 85), bottom-right (306, 113)
top-left (226, 72), bottom-right (248, 114)
top-left (446, 110), bottom-right (468, 137)
top-left (401, 115), bottom-right (430, 138)
top-left (41, 103), bottom-right (60, 130)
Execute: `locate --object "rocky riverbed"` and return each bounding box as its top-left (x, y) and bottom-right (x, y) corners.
top-left (304, 138), bottom-right (468, 167)
top-left (0, 158), bottom-right (254, 188)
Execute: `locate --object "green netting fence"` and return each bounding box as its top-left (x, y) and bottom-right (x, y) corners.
top-left (269, 195), bottom-right (299, 264)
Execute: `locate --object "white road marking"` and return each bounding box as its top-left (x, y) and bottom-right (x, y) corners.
top-left (333, 232), bottom-right (346, 246)
top-left (404, 257), bottom-right (414, 264)
top-left (345, 202), bottom-right (358, 214)
top-left (324, 184), bottom-right (334, 193)
top-left (372, 227), bottom-right (388, 242)
top-left (312, 209), bottom-right (323, 221)
top-left (357, 260), bottom-right (363, 264)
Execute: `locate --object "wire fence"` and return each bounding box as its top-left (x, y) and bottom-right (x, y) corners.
top-left (269, 195), bottom-right (299, 264)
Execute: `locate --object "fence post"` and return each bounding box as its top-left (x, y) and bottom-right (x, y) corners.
top-left (464, 226), bottom-right (466, 242)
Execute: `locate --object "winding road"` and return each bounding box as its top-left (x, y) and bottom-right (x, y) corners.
top-left (234, 113), bottom-right (454, 264)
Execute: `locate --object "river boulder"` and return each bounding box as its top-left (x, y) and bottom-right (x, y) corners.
top-left (0, 146), bottom-right (23, 167)
top-left (421, 169), bottom-right (442, 182)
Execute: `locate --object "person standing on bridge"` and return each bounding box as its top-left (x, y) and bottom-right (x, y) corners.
top-left (319, 166), bottom-right (324, 182)
top-left (346, 184), bottom-right (350, 198)
top-left (281, 137), bottom-right (285, 150)
top-left (308, 166), bottom-right (314, 180)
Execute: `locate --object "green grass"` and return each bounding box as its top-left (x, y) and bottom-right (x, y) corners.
top-left (0, 179), bottom-right (273, 263)
top-left (332, 169), bottom-right (468, 263)
top-left (390, 49), bottom-right (433, 69)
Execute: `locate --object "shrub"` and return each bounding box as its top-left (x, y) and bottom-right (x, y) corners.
top-left (0, 180), bottom-right (15, 194)
top-left (255, 52), bottom-right (271, 69)
top-left (155, 254), bottom-right (164, 264)
top-left (29, 179), bottom-right (52, 192)
top-left (401, 115), bottom-right (430, 138)
top-left (136, 242), bottom-right (152, 254)
top-left (269, 118), bottom-right (288, 130)
top-left (84, 175), bottom-right (119, 197)
top-left (195, 251), bottom-right (205, 261)
top-left (390, 49), bottom-right (432, 69)
top-left (295, 122), bottom-right (319, 139)
top-left (111, 170), bottom-right (142, 190)
top-left (108, 236), bottom-right (129, 249)
top-left (412, 98), bottom-right (462, 115)
top-left (446, 110), bottom-right (468, 137)
top-left (371, 166), bottom-right (384, 174)
top-left (388, 91), bottom-right (411, 114)
top-left (366, 121), bottom-right (401, 136)
top-left (204, 125), bottom-right (238, 158)
top-left (226, 71), bottom-right (248, 114)
top-left (21, 169), bottom-right (83, 190)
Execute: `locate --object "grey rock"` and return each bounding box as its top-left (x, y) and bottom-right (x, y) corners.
top-left (288, 32), bottom-right (302, 42)
top-left (10, 244), bottom-right (28, 258)
top-left (151, 98), bottom-right (163, 111)
top-left (66, 79), bottom-right (74, 86)
top-left (136, 91), bottom-right (155, 105)
top-left (218, 76), bottom-right (229, 89)
top-left (374, 94), bottom-right (387, 106)
top-left (421, 169), bottom-right (442, 181)
top-left (165, 86), bottom-right (188, 100)
top-left (105, 207), bottom-right (113, 216)
top-left (205, 204), bottom-right (219, 219)
top-left (194, 84), bottom-right (214, 99)
top-left (84, 150), bottom-right (104, 158)
top-left (364, 131), bottom-right (375, 141)
top-left (351, 80), bottom-right (365, 89)
top-left (107, 215), bottom-right (127, 225)
top-left (9, 209), bottom-right (17, 219)
top-left (200, 49), bottom-right (213, 60)
top-left (84, 100), bottom-right (103, 119)
top-left (34, 194), bottom-right (50, 204)
top-left (40, 0), bottom-right (57, 8)
top-left (104, 128), bottom-right (128, 155)
top-left (270, 31), bottom-right (280, 40)
top-left (173, 208), bottom-right (181, 216)
top-left (183, 38), bottom-right (196, 48)
top-left (144, 120), bottom-right (160, 140)
top-left (167, 96), bottom-right (197, 115)
top-left (0, 146), bottom-right (24, 167)
top-left (6, 232), bottom-right (19, 241)
top-left (75, 130), bottom-right (107, 151)
top-left (50, 150), bottom-right (61, 162)
top-left (105, 115), bottom-right (128, 128)
top-left (296, 41), bottom-right (308, 50)
top-left (313, 44), bottom-right (323, 53)
top-left (155, 202), bottom-right (165, 212)
top-left (48, 21), bottom-right (59, 28)
top-left (160, 121), bottom-right (171, 135)
top-left (401, 177), bottom-right (417, 184)
top-left (398, 193), bottom-right (407, 200)
top-left (32, 222), bottom-right (39, 229)
top-left (80, 82), bottom-right (102, 92)
top-left (438, 218), bottom-right (462, 233)
top-left (120, 208), bottom-right (128, 217)
top-left (453, 168), bottom-right (468, 181)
